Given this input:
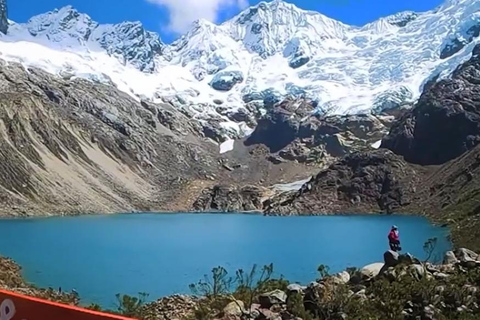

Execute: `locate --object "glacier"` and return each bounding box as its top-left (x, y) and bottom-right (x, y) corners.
top-left (1, 0), bottom-right (480, 138)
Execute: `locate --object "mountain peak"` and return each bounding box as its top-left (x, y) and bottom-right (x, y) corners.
top-left (25, 5), bottom-right (97, 42)
top-left (190, 18), bottom-right (216, 30)
top-left (54, 5), bottom-right (75, 13)
top-left (260, 0), bottom-right (290, 9)
top-left (223, 0), bottom-right (348, 58)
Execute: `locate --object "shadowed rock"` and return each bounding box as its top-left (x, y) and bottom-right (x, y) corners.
top-left (383, 44), bottom-right (480, 165)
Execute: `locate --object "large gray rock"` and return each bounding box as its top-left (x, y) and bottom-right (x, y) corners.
top-left (443, 251), bottom-right (459, 265)
top-left (258, 289), bottom-right (287, 308)
top-left (286, 283), bottom-right (306, 294)
top-left (455, 248), bottom-right (480, 268)
top-left (360, 262), bottom-right (384, 280)
top-left (384, 250), bottom-right (400, 267)
top-left (399, 253), bottom-right (420, 265)
top-left (455, 248), bottom-right (479, 261)
top-left (408, 264), bottom-right (426, 280)
top-left (223, 300), bottom-right (245, 317)
top-left (331, 271), bottom-right (350, 285)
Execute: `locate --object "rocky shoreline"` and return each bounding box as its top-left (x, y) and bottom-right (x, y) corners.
top-left (5, 247), bottom-right (480, 320)
top-left (115, 247), bottom-right (480, 319)
top-left (0, 256), bottom-right (80, 305)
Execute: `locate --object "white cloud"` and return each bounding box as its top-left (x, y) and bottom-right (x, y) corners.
top-left (147, 0), bottom-right (249, 34)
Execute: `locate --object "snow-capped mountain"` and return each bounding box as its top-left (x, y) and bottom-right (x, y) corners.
top-left (1, 0), bottom-right (480, 138)
top-left (5, 6), bottom-right (165, 72)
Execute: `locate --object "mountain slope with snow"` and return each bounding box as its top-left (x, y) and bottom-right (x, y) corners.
top-left (1, 0), bottom-right (480, 137)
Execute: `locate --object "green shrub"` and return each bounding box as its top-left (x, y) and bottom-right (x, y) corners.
top-left (114, 292), bottom-right (149, 317)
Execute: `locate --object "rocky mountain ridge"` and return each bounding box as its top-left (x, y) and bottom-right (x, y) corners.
top-left (2, 0), bottom-right (480, 140)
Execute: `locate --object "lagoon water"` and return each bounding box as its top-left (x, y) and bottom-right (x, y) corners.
top-left (0, 213), bottom-right (450, 307)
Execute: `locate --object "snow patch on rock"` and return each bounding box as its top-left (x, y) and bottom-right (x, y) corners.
top-left (219, 139), bottom-right (235, 154)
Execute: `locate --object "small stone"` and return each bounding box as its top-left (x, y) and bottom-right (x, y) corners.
top-left (250, 309), bottom-right (260, 319)
top-left (464, 285), bottom-right (478, 294)
top-left (353, 289), bottom-right (367, 300)
top-left (433, 272), bottom-right (449, 280)
top-left (351, 284), bottom-right (366, 293)
top-left (435, 285), bottom-right (445, 293)
top-left (423, 305), bottom-right (435, 320)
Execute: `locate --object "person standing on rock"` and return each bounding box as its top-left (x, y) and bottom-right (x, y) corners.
top-left (388, 225), bottom-right (401, 251)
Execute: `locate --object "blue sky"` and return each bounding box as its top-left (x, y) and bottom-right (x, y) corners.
top-left (9, 0), bottom-right (445, 43)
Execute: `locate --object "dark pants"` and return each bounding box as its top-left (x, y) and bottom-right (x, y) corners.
top-left (389, 240), bottom-right (401, 252)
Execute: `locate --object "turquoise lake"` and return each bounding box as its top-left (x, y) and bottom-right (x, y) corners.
top-left (0, 213), bottom-right (450, 308)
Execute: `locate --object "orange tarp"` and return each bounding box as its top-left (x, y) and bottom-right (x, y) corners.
top-left (0, 289), bottom-right (137, 320)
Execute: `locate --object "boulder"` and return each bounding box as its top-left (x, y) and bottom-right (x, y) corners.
top-left (258, 290), bottom-right (287, 308)
top-left (286, 283), bottom-right (306, 294)
top-left (353, 289), bottom-right (367, 301)
top-left (384, 250), bottom-right (400, 267)
top-left (223, 300), bottom-right (245, 318)
top-left (455, 248), bottom-right (479, 261)
top-left (408, 264), bottom-right (426, 280)
top-left (443, 251), bottom-right (459, 265)
top-left (455, 248), bottom-right (480, 268)
top-left (332, 271), bottom-right (350, 285)
top-left (399, 253), bottom-right (420, 265)
top-left (360, 262), bottom-right (384, 280)
top-left (383, 267), bottom-right (398, 282)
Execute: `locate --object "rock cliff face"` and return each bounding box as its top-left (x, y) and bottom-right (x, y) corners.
top-left (193, 185), bottom-right (268, 212)
top-left (382, 44), bottom-right (480, 165)
top-left (245, 97), bottom-right (392, 165)
top-left (0, 60), bottom-right (224, 216)
top-left (265, 150), bottom-right (421, 215)
top-left (0, 0), bottom-right (7, 34)
top-left (0, 58), bottom-right (319, 216)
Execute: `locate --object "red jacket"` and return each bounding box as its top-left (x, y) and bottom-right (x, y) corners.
top-left (388, 230), bottom-right (399, 242)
